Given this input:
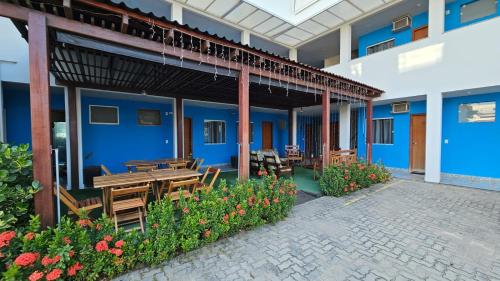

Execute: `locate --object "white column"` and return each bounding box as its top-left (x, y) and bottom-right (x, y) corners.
top-left (428, 0), bottom-right (445, 38)
top-left (339, 103), bottom-right (351, 150)
top-left (292, 109), bottom-right (297, 145)
top-left (172, 98), bottom-right (178, 158)
top-left (425, 92), bottom-right (443, 183)
top-left (76, 88), bottom-right (84, 189)
top-left (171, 1), bottom-right (183, 24)
top-left (339, 24), bottom-right (352, 64)
top-left (289, 48), bottom-right (297, 62)
top-left (241, 30), bottom-right (250, 46)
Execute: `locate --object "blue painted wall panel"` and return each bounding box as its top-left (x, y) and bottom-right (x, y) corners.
top-left (81, 94), bottom-right (174, 173)
top-left (441, 93), bottom-right (500, 178)
top-left (445, 0), bottom-right (500, 31)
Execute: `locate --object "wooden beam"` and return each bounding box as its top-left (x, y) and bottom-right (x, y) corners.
top-left (176, 96), bottom-right (183, 159)
top-left (238, 65), bottom-right (250, 180)
top-left (67, 86), bottom-right (79, 188)
top-left (63, 0), bottom-right (73, 20)
top-left (366, 100), bottom-right (373, 164)
top-left (28, 12), bottom-right (54, 228)
top-left (322, 89), bottom-right (330, 170)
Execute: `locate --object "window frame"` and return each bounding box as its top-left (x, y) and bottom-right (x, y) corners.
top-left (458, 101), bottom-right (496, 123)
top-left (203, 120), bottom-right (227, 145)
top-left (89, 105), bottom-right (119, 125)
top-left (372, 118), bottom-right (394, 145)
top-left (460, 0), bottom-right (498, 24)
top-left (137, 109), bottom-right (162, 126)
top-left (366, 38), bottom-right (396, 56)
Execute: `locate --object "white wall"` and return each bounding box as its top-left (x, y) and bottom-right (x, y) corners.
top-left (325, 16), bottom-right (500, 101)
top-left (0, 17), bottom-right (29, 84)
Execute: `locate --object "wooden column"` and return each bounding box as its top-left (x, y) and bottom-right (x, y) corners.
top-left (322, 89), bottom-right (330, 169)
top-left (288, 109), bottom-right (293, 145)
top-left (366, 100), bottom-right (373, 164)
top-left (176, 96), bottom-right (183, 158)
top-left (67, 86), bottom-right (79, 189)
top-left (29, 12), bottom-right (54, 227)
top-left (238, 65), bottom-right (250, 180)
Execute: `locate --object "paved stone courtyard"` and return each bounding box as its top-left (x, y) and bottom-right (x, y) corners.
top-left (115, 180), bottom-right (500, 281)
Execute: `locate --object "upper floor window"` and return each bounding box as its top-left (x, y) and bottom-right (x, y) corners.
top-left (372, 118), bottom-right (394, 144)
top-left (137, 109), bottom-right (161, 126)
top-left (89, 105), bottom-right (119, 125)
top-left (460, 0), bottom-right (498, 24)
top-left (367, 39), bottom-right (395, 56)
top-left (459, 101), bottom-right (496, 123)
top-left (204, 120), bottom-right (226, 144)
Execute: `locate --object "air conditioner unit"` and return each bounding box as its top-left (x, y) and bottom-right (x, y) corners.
top-left (392, 15), bottom-right (412, 32)
top-left (392, 102), bottom-right (409, 113)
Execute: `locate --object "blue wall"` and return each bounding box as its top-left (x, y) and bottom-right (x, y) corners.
top-left (445, 0), bottom-right (500, 31)
top-left (184, 105), bottom-right (288, 166)
top-left (441, 93), bottom-right (500, 178)
top-left (358, 12), bottom-right (428, 57)
top-left (357, 101), bottom-right (426, 168)
top-left (3, 83), bottom-right (65, 146)
top-left (81, 93), bottom-right (174, 173)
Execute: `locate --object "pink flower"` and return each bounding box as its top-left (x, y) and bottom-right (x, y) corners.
top-left (236, 204), bottom-right (241, 210)
top-left (263, 197), bottom-right (270, 208)
top-left (238, 209), bottom-right (246, 216)
top-left (223, 197), bottom-right (228, 202)
top-left (95, 240), bottom-right (108, 252)
top-left (109, 248), bottom-right (123, 257)
top-left (77, 219), bottom-right (91, 227)
top-left (203, 229), bottom-right (211, 238)
top-left (273, 198), bottom-right (280, 204)
top-left (222, 214), bottom-right (229, 223)
top-left (28, 271), bottom-right (44, 281)
top-left (103, 235), bottom-right (113, 242)
top-left (115, 240), bottom-right (124, 248)
top-left (63, 236), bottom-right (71, 245)
top-left (0, 231), bottom-right (16, 248)
top-left (45, 268), bottom-right (62, 281)
top-left (182, 207), bottom-right (189, 214)
top-left (14, 252), bottom-right (38, 267)
top-left (69, 250), bottom-right (75, 258)
top-left (344, 176), bottom-right (349, 180)
top-left (194, 196), bottom-right (199, 202)
top-left (24, 232), bottom-right (35, 241)
top-left (199, 219), bottom-right (206, 225)
top-left (67, 262), bottom-right (83, 276)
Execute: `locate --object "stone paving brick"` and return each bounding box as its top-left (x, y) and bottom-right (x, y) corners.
top-left (114, 180), bottom-right (500, 281)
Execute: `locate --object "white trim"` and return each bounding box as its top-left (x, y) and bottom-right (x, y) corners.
top-left (76, 88), bottom-right (84, 189)
top-left (63, 87), bottom-right (72, 189)
top-left (89, 105), bottom-right (120, 125)
top-left (173, 98), bottom-right (178, 158)
top-left (203, 119), bottom-right (227, 145)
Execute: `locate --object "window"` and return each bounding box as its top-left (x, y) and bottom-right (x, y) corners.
top-left (459, 101), bottom-right (496, 123)
top-left (89, 105), bottom-right (119, 125)
top-left (460, 0), bottom-right (497, 24)
top-left (372, 118), bottom-right (394, 144)
top-left (236, 122), bottom-right (254, 143)
top-left (137, 109), bottom-right (161, 125)
top-left (204, 120), bottom-right (226, 144)
top-left (367, 39), bottom-right (395, 55)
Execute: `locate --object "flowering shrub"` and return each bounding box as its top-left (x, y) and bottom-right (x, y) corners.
top-left (1, 175), bottom-right (296, 280)
top-left (319, 161), bottom-right (391, 197)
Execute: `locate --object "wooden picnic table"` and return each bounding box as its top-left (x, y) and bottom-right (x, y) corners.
top-left (123, 158), bottom-right (191, 172)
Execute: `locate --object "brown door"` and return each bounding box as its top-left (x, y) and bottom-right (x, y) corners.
top-left (410, 114), bottom-right (426, 173)
top-left (183, 118), bottom-right (192, 158)
top-left (262, 121), bottom-right (273, 150)
top-left (412, 25), bottom-right (428, 41)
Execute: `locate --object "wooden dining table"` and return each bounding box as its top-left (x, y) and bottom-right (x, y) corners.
top-left (123, 158), bottom-right (191, 172)
top-left (93, 168), bottom-right (202, 215)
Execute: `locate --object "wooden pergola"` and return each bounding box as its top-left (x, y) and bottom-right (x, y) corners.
top-left (0, 0), bottom-right (382, 227)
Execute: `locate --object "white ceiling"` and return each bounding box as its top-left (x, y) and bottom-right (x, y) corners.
top-left (174, 0), bottom-right (398, 47)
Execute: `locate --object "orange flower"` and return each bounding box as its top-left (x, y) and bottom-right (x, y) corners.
top-left (45, 268), bottom-right (62, 281)
top-left (236, 204), bottom-right (241, 210)
top-left (194, 196), bottom-right (199, 202)
top-left (24, 232), bottom-right (35, 241)
top-left (28, 271), bottom-right (44, 281)
top-left (68, 250), bottom-right (75, 258)
top-left (152, 223), bottom-right (159, 229)
top-left (182, 207), bottom-right (189, 214)
top-left (77, 219), bottom-right (91, 227)
top-left (273, 198), bottom-right (280, 204)
top-left (203, 229), bottom-right (211, 238)
top-left (223, 197), bottom-right (228, 202)
top-left (115, 240), bottom-right (124, 248)
top-left (199, 219), bottom-right (206, 225)
top-left (344, 186), bottom-right (348, 192)
top-left (0, 231), bottom-right (16, 248)
top-left (67, 262), bottom-right (83, 276)
top-left (95, 223), bottom-right (103, 231)
top-left (95, 240), bottom-right (108, 252)
top-left (63, 236), bottom-right (71, 245)
top-left (14, 252), bottom-right (38, 267)
top-left (263, 197), bottom-right (270, 208)
top-left (103, 235), bottom-right (113, 242)
top-left (238, 209), bottom-right (246, 216)
top-left (222, 214), bottom-right (229, 223)
top-left (230, 211), bottom-right (236, 217)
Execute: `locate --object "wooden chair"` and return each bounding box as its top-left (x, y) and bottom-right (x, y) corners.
top-left (250, 151), bottom-right (263, 175)
top-left (169, 162), bottom-right (188, 170)
top-left (264, 154), bottom-right (293, 178)
top-left (194, 158), bottom-right (204, 172)
top-left (159, 178), bottom-right (198, 201)
top-left (110, 184), bottom-right (150, 233)
top-left (53, 186), bottom-right (102, 219)
top-left (285, 145), bottom-right (302, 162)
top-left (189, 158), bottom-right (198, 170)
top-left (135, 164), bottom-right (157, 172)
top-left (194, 167), bottom-right (221, 193)
top-left (101, 164), bottom-right (112, 176)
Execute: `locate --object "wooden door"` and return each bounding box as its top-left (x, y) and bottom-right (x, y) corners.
top-left (183, 118), bottom-right (192, 158)
top-left (412, 25), bottom-right (428, 41)
top-left (262, 121), bottom-right (273, 150)
top-left (410, 114), bottom-right (426, 173)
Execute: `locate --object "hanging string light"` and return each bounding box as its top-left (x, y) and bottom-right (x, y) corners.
top-left (161, 27), bottom-right (166, 65)
top-left (213, 43), bottom-right (218, 81)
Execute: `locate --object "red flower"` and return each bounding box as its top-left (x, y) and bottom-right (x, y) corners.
top-left (194, 196), bottom-right (199, 202)
top-left (247, 196), bottom-right (255, 207)
top-left (28, 271), bottom-right (44, 281)
top-left (68, 250), bottom-right (75, 258)
top-left (199, 219), bottom-right (206, 225)
top-left (67, 262), bottom-right (83, 276)
top-left (203, 229), bottom-right (211, 238)
top-left (349, 182), bottom-right (355, 188)
top-left (115, 240), bottom-right (124, 248)
top-left (369, 173), bottom-right (377, 181)
top-left (109, 248), bottom-right (123, 257)
top-left (263, 170), bottom-right (268, 176)
top-left (263, 197), bottom-right (270, 208)
top-left (344, 186), bottom-right (348, 192)
top-left (344, 176), bottom-right (349, 180)
top-left (45, 268), bottom-right (62, 281)
top-left (273, 198), bottom-right (280, 204)
top-left (238, 209), bottom-right (246, 216)
top-left (223, 197), bottom-right (228, 202)
top-left (63, 236), bottom-right (71, 245)
top-left (77, 219), bottom-right (91, 227)
top-left (95, 224), bottom-right (102, 231)
top-left (222, 214), bottom-right (229, 223)
top-left (344, 169), bottom-right (350, 174)
top-left (41, 255), bottom-right (61, 267)
top-left (0, 231), bottom-right (16, 248)
top-left (24, 232), bottom-right (35, 241)
top-left (236, 204), bottom-right (241, 210)
top-left (182, 207), bottom-right (189, 214)
top-left (14, 252), bottom-right (38, 267)
top-left (95, 240), bottom-right (108, 252)
top-left (257, 170), bottom-right (262, 176)
top-left (103, 235), bottom-right (113, 242)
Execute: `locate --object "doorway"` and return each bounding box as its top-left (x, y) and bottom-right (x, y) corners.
top-left (51, 110), bottom-right (67, 185)
top-left (410, 114), bottom-right (426, 173)
top-left (183, 117), bottom-right (192, 158)
top-left (261, 121), bottom-right (273, 150)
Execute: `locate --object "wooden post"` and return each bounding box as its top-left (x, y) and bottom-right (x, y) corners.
top-left (176, 96), bottom-right (183, 158)
top-left (366, 100), bottom-right (373, 164)
top-left (67, 86), bottom-right (79, 188)
top-left (29, 12), bottom-right (54, 227)
top-left (322, 89), bottom-right (330, 169)
top-left (288, 109), bottom-right (293, 145)
top-left (238, 65), bottom-right (250, 180)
